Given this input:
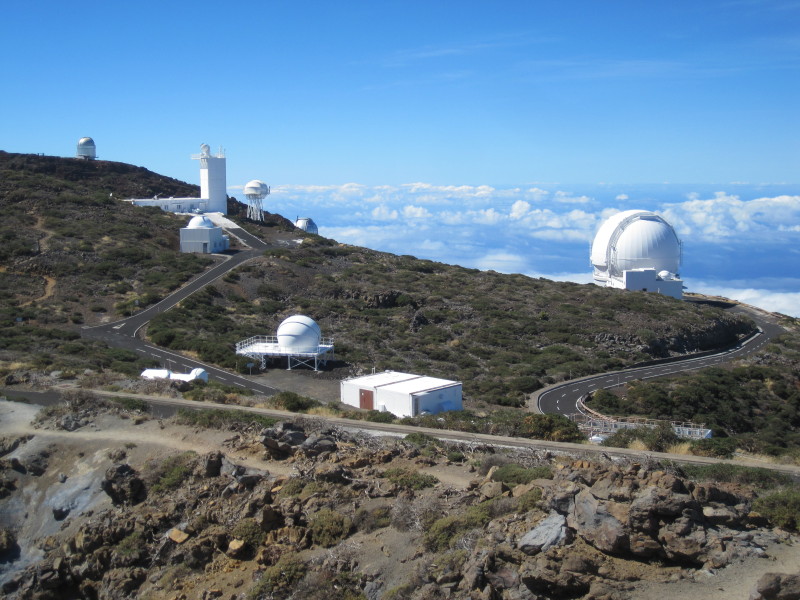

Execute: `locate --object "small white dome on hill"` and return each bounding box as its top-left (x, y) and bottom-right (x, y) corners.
top-left (76, 137), bottom-right (96, 159)
top-left (295, 217), bottom-right (318, 234)
top-left (277, 315), bottom-right (321, 351)
top-left (186, 215), bottom-right (216, 229)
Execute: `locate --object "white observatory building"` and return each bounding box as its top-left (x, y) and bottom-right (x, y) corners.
top-left (590, 210), bottom-right (684, 299)
top-left (76, 137), bottom-right (96, 160)
top-left (179, 215), bottom-right (230, 254)
top-left (236, 315), bottom-right (334, 371)
top-left (295, 217), bottom-right (318, 235)
top-left (244, 179), bottom-right (270, 222)
top-left (128, 143), bottom-right (228, 215)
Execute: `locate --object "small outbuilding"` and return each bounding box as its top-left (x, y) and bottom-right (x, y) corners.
top-left (340, 371), bottom-right (462, 418)
top-left (180, 215), bottom-right (230, 253)
top-left (141, 367), bottom-right (209, 383)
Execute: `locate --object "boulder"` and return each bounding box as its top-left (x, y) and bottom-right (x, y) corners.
top-left (518, 512), bottom-right (571, 555)
top-left (750, 572), bottom-right (800, 600)
top-left (568, 489), bottom-right (628, 554)
top-left (100, 464), bottom-right (146, 505)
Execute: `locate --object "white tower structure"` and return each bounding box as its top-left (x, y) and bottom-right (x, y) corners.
top-left (192, 143), bottom-right (228, 214)
top-left (295, 217), bottom-right (318, 234)
top-left (590, 210), bottom-right (684, 299)
top-left (243, 179), bottom-right (270, 222)
top-left (76, 137), bottom-right (96, 160)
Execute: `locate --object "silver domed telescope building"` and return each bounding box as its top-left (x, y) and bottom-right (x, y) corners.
top-left (294, 217), bottom-right (318, 234)
top-left (76, 137), bottom-right (96, 160)
top-left (590, 210), bottom-right (684, 299)
top-left (236, 315), bottom-right (334, 371)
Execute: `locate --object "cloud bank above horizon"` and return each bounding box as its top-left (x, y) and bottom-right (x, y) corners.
top-left (235, 182), bottom-right (800, 317)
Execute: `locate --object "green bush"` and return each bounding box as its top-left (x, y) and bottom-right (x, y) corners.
top-left (365, 410), bottom-right (396, 423)
top-left (116, 530), bottom-right (144, 557)
top-left (601, 422), bottom-right (678, 452)
top-left (147, 452), bottom-right (196, 494)
top-left (309, 509), bottom-right (352, 547)
top-left (272, 391), bottom-right (320, 412)
top-left (424, 502), bottom-right (494, 552)
top-left (248, 552), bottom-right (307, 598)
top-left (354, 506), bottom-right (391, 532)
top-left (690, 437), bottom-right (737, 459)
top-left (491, 464), bottom-right (552, 485)
top-left (680, 463), bottom-right (792, 489)
top-left (232, 518), bottom-right (266, 548)
top-left (382, 468), bottom-right (438, 490)
top-left (403, 432), bottom-right (439, 448)
top-left (175, 408), bottom-right (276, 430)
top-left (753, 489), bottom-right (800, 530)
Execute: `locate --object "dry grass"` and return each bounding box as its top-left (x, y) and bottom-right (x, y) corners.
top-left (306, 405), bottom-right (342, 418)
top-left (666, 442), bottom-right (693, 455)
top-left (627, 439), bottom-right (649, 451)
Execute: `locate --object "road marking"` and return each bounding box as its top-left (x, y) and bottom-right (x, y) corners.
top-left (234, 382), bottom-right (246, 387)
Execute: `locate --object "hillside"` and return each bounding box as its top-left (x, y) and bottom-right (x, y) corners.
top-left (0, 151), bottom-right (757, 405)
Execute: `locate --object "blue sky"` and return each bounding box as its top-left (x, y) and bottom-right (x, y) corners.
top-left (2, 1), bottom-right (799, 314)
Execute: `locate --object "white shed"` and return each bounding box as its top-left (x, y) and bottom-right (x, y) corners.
top-left (179, 215), bottom-right (230, 253)
top-left (340, 371), bottom-right (462, 418)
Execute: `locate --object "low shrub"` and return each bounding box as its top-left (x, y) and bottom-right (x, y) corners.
top-left (248, 552), bottom-right (307, 598)
top-left (491, 464), bottom-right (552, 485)
top-left (175, 408), bottom-right (276, 430)
top-left (354, 506), bottom-right (392, 532)
top-left (146, 452), bottom-right (196, 494)
top-left (753, 489), bottom-right (800, 530)
top-left (403, 432), bottom-right (439, 448)
top-left (382, 468), bottom-right (438, 490)
top-left (232, 517), bottom-right (265, 548)
top-left (271, 391), bottom-right (320, 412)
top-left (680, 463), bottom-right (792, 489)
top-left (309, 508), bottom-right (352, 547)
top-left (690, 437), bottom-right (737, 459)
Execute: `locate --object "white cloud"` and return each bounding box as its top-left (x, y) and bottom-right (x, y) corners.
top-left (402, 205), bottom-right (432, 219)
top-left (662, 193), bottom-right (800, 241)
top-left (475, 252), bottom-right (529, 273)
top-left (510, 200), bottom-right (531, 220)
top-left (470, 208), bottom-right (505, 225)
top-left (554, 191), bottom-right (592, 204)
top-left (687, 282), bottom-right (800, 318)
top-left (371, 205), bottom-right (398, 220)
top-left (615, 194), bottom-right (629, 201)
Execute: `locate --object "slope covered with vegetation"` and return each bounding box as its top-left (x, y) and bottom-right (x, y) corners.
top-left (0, 150), bottom-right (757, 412)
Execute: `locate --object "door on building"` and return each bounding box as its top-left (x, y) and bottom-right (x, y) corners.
top-left (202, 242), bottom-right (208, 253)
top-left (359, 389), bottom-right (374, 410)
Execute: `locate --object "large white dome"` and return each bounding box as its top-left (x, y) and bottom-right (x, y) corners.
top-left (277, 315), bottom-right (321, 351)
top-left (591, 210), bottom-right (681, 282)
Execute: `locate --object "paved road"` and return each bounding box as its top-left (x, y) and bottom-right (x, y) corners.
top-left (4, 388), bottom-right (800, 478)
top-left (80, 224), bottom-right (282, 397)
top-left (536, 304), bottom-right (785, 419)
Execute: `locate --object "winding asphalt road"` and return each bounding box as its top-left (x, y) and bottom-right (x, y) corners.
top-left (68, 220), bottom-right (792, 428)
top-left (536, 304), bottom-right (785, 419)
top-left (80, 223), bottom-right (286, 398)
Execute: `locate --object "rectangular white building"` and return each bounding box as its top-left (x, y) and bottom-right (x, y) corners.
top-left (340, 371), bottom-right (462, 418)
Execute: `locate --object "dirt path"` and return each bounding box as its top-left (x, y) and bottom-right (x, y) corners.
top-left (0, 400), bottom-right (292, 475)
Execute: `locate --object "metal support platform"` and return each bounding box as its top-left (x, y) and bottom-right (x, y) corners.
top-left (235, 335), bottom-right (334, 371)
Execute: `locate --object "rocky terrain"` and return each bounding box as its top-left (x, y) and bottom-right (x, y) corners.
top-left (1, 398), bottom-right (799, 600)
